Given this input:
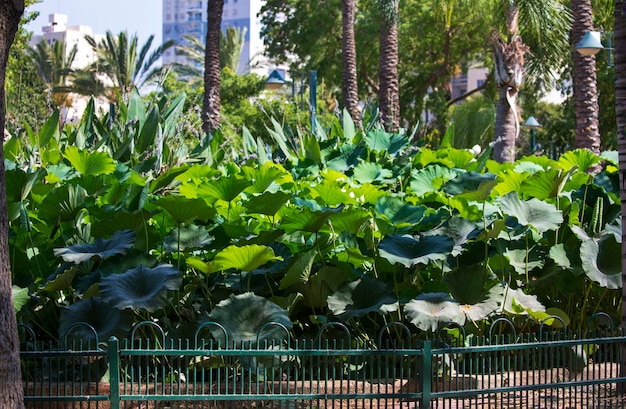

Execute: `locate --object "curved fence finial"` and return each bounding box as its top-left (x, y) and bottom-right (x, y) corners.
top-left (315, 322), bottom-right (351, 348)
top-left (194, 321), bottom-right (228, 348)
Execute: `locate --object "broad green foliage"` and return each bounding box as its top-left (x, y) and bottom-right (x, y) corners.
top-left (6, 100), bottom-right (621, 345)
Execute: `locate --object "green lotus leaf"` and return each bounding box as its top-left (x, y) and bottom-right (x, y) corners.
top-left (244, 191), bottom-right (290, 216)
top-left (280, 207), bottom-right (339, 233)
top-left (444, 172), bottom-right (496, 196)
top-left (458, 285), bottom-right (503, 322)
top-left (327, 276), bottom-right (398, 320)
top-left (492, 170), bottom-right (528, 197)
top-left (426, 216), bottom-right (477, 256)
top-left (99, 264), bottom-right (182, 312)
top-left (12, 286), bottom-right (29, 313)
top-left (580, 234), bottom-right (621, 289)
top-left (59, 297), bottom-right (134, 341)
top-left (155, 196), bottom-right (216, 223)
top-left (409, 165), bottom-right (457, 197)
top-left (378, 234), bottom-right (454, 267)
top-left (64, 146), bottom-right (117, 175)
top-left (328, 208), bottom-right (371, 235)
top-left (375, 196), bottom-right (426, 227)
top-left (557, 149), bottom-right (601, 173)
top-left (353, 162), bottom-right (393, 184)
top-left (38, 184), bottom-right (88, 223)
top-left (502, 285), bottom-right (546, 315)
top-left (311, 180), bottom-right (351, 206)
top-left (443, 264), bottom-right (490, 305)
top-left (364, 129), bottom-right (408, 155)
top-left (208, 292), bottom-right (292, 344)
top-left (214, 244), bottom-right (282, 272)
top-left (242, 163), bottom-right (289, 193)
top-left (164, 225), bottom-right (213, 252)
top-left (42, 268), bottom-right (76, 292)
top-left (280, 250), bottom-right (317, 289)
top-left (499, 192), bottom-right (563, 234)
top-left (325, 143), bottom-right (365, 172)
top-left (503, 248), bottom-right (544, 276)
top-left (149, 166), bottom-right (189, 193)
top-left (405, 293), bottom-right (465, 332)
top-left (195, 175), bottom-right (252, 202)
top-left (54, 230), bottom-right (136, 263)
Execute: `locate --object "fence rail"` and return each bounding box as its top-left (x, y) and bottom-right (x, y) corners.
top-left (21, 317), bottom-right (626, 408)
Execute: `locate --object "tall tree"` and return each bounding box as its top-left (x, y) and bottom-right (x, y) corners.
top-left (490, 0), bottom-right (571, 162)
top-left (342, 0), bottom-right (361, 128)
top-left (28, 39), bottom-right (77, 109)
top-left (0, 0), bottom-right (26, 407)
top-left (571, 0), bottom-right (601, 154)
top-left (80, 31), bottom-right (174, 100)
top-left (203, 0), bottom-right (225, 134)
top-left (615, 0), bottom-right (626, 335)
top-left (378, 0), bottom-right (400, 132)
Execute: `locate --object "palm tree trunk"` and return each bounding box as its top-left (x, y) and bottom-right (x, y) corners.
top-left (342, 0), bottom-right (361, 129)
top-left (203, 0), bottom-right (225, 134)
top-left (490, 3), bottom-right (527, 163)
top-left (616, 0), bottom-right (626, 348)
top-left (572, 0), bottom-right (601, 154)
top-left (378, 0), bottom-right (400, 133)
top-left (0, 0), bottom-right (26, 407)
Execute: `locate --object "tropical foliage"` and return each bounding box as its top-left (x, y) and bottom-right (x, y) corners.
top-left (6, 94), bottom-right (621, 345)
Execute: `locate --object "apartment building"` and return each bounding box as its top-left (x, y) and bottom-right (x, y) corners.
top-left (162, 0), bottom-right (266, 74)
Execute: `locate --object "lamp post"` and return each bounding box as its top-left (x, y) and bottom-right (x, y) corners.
top-left (265, 69), bottom-right (318, 134)
top-left (576, 30), bottom-right (614, 66)
top-left (522, 116), bottom-right (541, 154)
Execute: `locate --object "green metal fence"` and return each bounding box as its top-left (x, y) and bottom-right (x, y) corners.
top-left (21, 316), bottom-right (626, 408)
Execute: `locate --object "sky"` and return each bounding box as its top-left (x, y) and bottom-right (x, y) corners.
top-left (25, 0), bottom-right (163, 47)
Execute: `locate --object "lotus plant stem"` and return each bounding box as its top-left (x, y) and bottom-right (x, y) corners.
top-left (579, 282), bottom-right (593, 333)
top-left (264, 272), bottom-right (275, 298)
top-left (525, 235), bottom-right (529, 284)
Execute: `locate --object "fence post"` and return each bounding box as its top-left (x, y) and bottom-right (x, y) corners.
top-left (108, 336), bottom-right (121, 409)
top-left (421, 340), bottom-right (432, 409)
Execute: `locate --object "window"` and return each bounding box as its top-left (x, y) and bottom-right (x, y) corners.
top-left (476, 79), bottom-right (485, 88)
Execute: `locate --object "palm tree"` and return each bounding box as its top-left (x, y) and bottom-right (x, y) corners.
top-left (28, 39), bottom-right (77, 109)
top-left (174, 26), bottom-right (248, 88)
top-left (490, 0), bottom-right (571, 163)
top-left (378, 0), bottom-right (400, 132)
top-left (342, 0), bottom-right (361, 129)
top-left (83, 30), bottom-right (174, 100)
top-left (0, 0), bottom-right (26, 407)
top-left (204, 0), bottom-right (225, 134)
top-left (571, 0), bottom-right (600, 154)
top-left (615, 0), bottom-right (626, 335)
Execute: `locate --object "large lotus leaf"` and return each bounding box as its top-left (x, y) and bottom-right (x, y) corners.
top-left (59, 297), bottom-right (134, 341)
top-left (155, 196), bottom-right (216, 223)
top-left (502, 285), bottom-right (546, 315)
top-left (38, 184), bottom-right (88, 223)
top-left (325, 143), bottom-right (366, 172)
top-left (99, 264), bottom-right (182, 312)
top-left (351, 183), bottom-right (385, 205)
top-left (459, 285), bottom-right (503, 322)
top-left (280, 250), bottom-right (317, 289)
top-left (54, 230), bottom-right (136, 263)
top-left (208, 293), bottom-right (292, 344)
top-left (425, 216), bottom-right (477, 256)
top-left (214, 244), bottom-right (282, 272)
top-left (557, 149), bottom-right (601, 173)
top-left (164, 225), bottom-right (213, 252)
top-left (242, 162), bottom-right (289, 194)
top-left (499, 192), bottom-right (563, 234)
top-left (443, 265), bottom-right (490, 305)
top-left (149, 166), bottom-right (189, 194)
top-left (379, 234), bottom-right (454, 267)
top-left (280, 207), bottom-right (339, 233)
top-left (244, 191), bottom-right (290, 216)
top-left (295, 266), bottom-right (352, 309)
top-left (375, 196), bottom-right (426, 227)
top-left (353, 162), bottom-right (393, 184)
top-left (520, 168), bottom-right (576, 200)
top-left (409, 165), bottom-right (458, 197)
top-left (311, 180), bottom-right (351, 206)
top-left (492, 170), bottom-right (528, 197)
top-left (195, 176), bottom-right (252, 202)
top-left (580, 234), bottom-right (621, 289)
top-left (42, 268), bottom-right (76, 292)
top-left (405, 293), bottom-right (465, 332)
top-left (64, 146), bottom-right (117, 175)
top-left (443, 172), bottom-right (496, 196)
top-left (328, 208), bottom-right (371, 236)
top-left (365, 129), bottom-right (408, 155)
top-left (503, 248), bottom-right (545, 276)
top-left (12, 286), bottom-right (29, 313)
top-left (327, 276), bottom-right (398, 320)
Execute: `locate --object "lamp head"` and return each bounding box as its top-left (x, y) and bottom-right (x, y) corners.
top-left (265, 69), bottom-right (286, 90)
top-left (575, 31), bottom-right (604, 56)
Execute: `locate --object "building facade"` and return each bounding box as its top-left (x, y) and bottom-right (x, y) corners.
top-left (162, 0), bottom-right (266, 74)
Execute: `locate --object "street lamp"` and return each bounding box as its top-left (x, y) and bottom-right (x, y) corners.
top-left (575, 30), bottom-right (614, 66)
top-left (522, 115), bottom-right (541, 154)
top-left (265, 69), bottom-right (318, 134)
